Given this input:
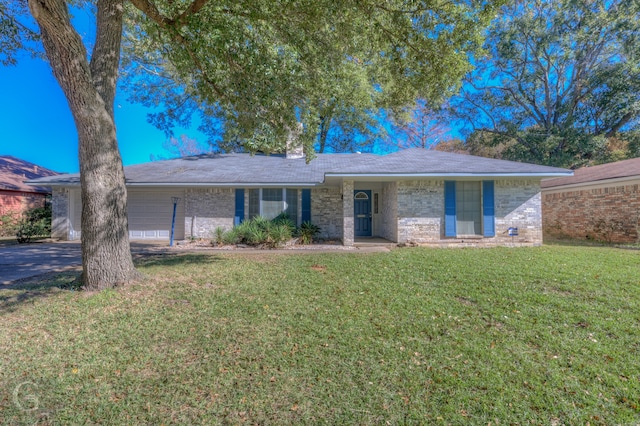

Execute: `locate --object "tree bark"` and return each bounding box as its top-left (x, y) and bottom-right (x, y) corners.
top-left (29, 0), bottom-right (139, 290)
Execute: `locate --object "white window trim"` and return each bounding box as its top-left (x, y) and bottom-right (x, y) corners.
top-left (251, 188), bottom-right (298, 221)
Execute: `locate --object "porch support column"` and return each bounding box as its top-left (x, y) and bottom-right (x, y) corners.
top-left (342, 180), bottom-right (354, 246)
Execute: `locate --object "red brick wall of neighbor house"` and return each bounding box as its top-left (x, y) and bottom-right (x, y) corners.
top-left (0, 189), bottom-right (48, 217)
top-left (542, 183), bottom-right (640, 243)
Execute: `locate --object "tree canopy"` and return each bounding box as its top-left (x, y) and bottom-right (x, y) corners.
top-left (121, 0), bottom-right (500, 157)
top-left (451, 0), bottom-right (640, 167)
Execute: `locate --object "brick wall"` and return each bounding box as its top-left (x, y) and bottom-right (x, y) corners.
top-left (185, 188), bottom-right (235, 238)
top-left (396, 180), bottom-right (442, 243)
top-left (0, 190), bottom-right (47, 216)
top-left (380, 182), bottom-right (398, 242)
top-left (542, 180), bottom-right (640, 243)
top-left (311, 187), bottom-right (343, 240)
top-left (341, 181), bottom-right (354, 245)
top-left (392, 179), bottom-right (543, 246)
top-left (494, 180), bottom-right (542, 245)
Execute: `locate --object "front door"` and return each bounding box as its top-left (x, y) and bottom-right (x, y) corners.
top-left (354, 190), bottom-right (372, 237)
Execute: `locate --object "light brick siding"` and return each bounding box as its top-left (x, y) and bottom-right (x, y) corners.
top-left (310, 187), bottom-right (343, 240)
top-left (341, 180), bottom-right (355, 245)
top-left (380, 182), bottom-right (398, 242)
top-left (185, 188), bottom-right (235, 238)
top-left (51, 187), bottom-right (70, 240)
top-left (494, 180), bottom-right (542, 245)
top-left (396, 180), bottom-right (442, 243)
top-left (391, 179), bottom-right (543, 246)
top-left (542, 180), bottom-right (640, 243)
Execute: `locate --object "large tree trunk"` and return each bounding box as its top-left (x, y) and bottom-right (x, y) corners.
top-left (29, 0), bottom-right (139, 290)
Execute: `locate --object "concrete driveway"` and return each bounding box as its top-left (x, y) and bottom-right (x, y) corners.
top-left (0, 242), bottom-right (82, 285)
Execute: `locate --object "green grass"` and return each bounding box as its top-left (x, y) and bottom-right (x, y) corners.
top-left (1, 246), bottom-right (639, 424)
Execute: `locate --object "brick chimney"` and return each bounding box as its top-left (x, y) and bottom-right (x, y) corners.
top-left (285, 123), bottom-right (304, 159)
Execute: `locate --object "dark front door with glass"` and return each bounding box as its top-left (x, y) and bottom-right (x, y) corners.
top-left (354, 190), bottom-right (372, 237)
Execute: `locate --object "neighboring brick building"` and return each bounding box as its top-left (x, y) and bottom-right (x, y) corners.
top-left (541, 158), bottom-right (640, 243)
top-left (0, 156), bottom-right (58, 217)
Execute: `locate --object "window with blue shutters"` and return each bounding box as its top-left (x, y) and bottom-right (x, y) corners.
top-left (444, 180), bottom-right (495, 237)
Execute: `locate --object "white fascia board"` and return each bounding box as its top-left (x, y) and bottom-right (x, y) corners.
top-left (125, 182), bottom-right (322, 187)
top-left (324, 172), bottom-right (573, 179)
top-left (30, 181), bottom-right (323, 188)
top-left (28, 182), bottom-right (79, 187)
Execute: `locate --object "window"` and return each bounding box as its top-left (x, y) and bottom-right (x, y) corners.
top-left (248, 188), bottom-right (298, 223)
top-left (456, 181), bottom-right (481, 235)
top-left (445, 181), bottom-right (495, 238)
top-left (373, 193), bottom-right (379, 214)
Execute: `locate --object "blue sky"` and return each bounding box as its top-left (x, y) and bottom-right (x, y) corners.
top-left (0, 53), bottom-right (207, 174)
top-left (0, 7), bottom-right (205, 174)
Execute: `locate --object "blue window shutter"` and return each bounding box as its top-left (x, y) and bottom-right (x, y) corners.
top-left (444, 181), bottom-right (456, 237)
top-left (301, 189), bottom-right (311, 223)
top-left (235, 188), bottom-right (244, 226)
top-left (483, 181), bottom-right (495, 237)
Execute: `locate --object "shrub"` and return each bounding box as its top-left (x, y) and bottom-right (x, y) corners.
top-left (221, 228), bottom-right (241, 245)
top-left (16, 206), bottom-right (52, 243)
top-left (269, 223), bottom-right (293, 247)
top-left (297, 221), bottom-right (321, 245)
top-left (212, 227), bottom-right (225, 246)
top-left (0, 212), bottom-right (20, 237)
top-left (272, 213), bottom-right (296, 233)
top-left (221, 215), bottom-right (300, 248)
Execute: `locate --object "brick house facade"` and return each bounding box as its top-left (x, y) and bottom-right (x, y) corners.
top-left (33, 149), bottom-right (570, 247)
top-left (542, 158), bottom-right (640, 243)
top-left (0, 156), bottom-right (58, 219)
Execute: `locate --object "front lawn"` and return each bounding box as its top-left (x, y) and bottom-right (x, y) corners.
top-left (1, 246), bottom-right (638, 424)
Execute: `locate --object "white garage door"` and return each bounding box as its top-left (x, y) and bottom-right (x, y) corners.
top-left (68, 188), bottom-right (185, 241)
top-left (127, 189), bottom-right (185, 240)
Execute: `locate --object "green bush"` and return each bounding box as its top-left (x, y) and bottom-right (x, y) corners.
top-left (215, 216), bottom-right (320, 248)
top-left (16, 206), bottom-right (52, 243)
top-left (0, 212), bottom-right (20, 237)
top-left (272, 213), bottom-right (296, 232)
top-left (297, 221), bottom-right (321, 245)
top-left (221, 228), bottom-right (240, 245)
top-left (212, 227), bottom-right (225, 246)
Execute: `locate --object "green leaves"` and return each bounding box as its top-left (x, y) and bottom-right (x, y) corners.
top-left (453, 0), bottom-right (640, 167)
top-left (121, 0), bottom-right (501, 153)
top-left (0, 0), bottom-right (40, 66)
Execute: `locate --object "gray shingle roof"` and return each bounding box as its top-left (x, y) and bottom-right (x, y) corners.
top-left (29, 148), bottom-right (571, 187)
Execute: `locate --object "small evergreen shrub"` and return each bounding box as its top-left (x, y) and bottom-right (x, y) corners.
top-left (221, 228), bottom-right (241, 245)
top-left (272, 213), bottom-right (296, 233)
top-left (297, 221), bottom-right (321, 245)
top-left (215, 215), bottom-right (320, 248)
top-left (212, 227), bottom-right (225, 246)
top-left (16, 206), bottom-right (52, 243)
top-left (0, 212), bottom-right (20, 237)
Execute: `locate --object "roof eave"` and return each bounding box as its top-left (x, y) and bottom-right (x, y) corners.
top-left (324, 172), bottom-right (573, 179)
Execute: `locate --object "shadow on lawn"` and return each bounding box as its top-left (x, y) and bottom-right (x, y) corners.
top-left (0, 271), bottom-right (80, 314)
top-left (0, 254), bottom-right (225, 314)
top-left (134, 253), bottom-right (227, 268)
